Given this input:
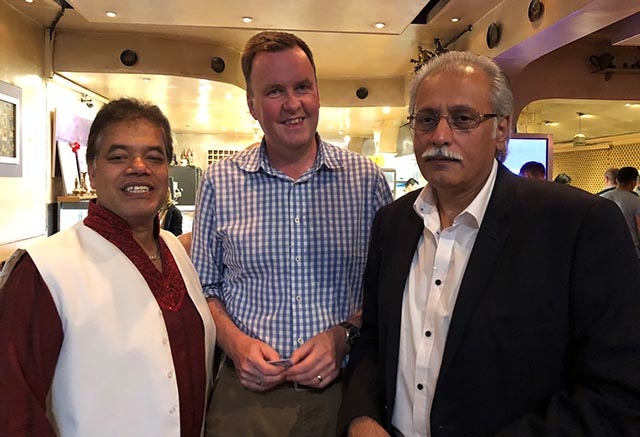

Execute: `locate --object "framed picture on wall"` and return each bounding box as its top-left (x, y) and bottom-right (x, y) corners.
top-left (0, 80), bottom-right (21, 177)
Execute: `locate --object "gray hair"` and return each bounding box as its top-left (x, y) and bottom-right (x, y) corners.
top-left (408, 51), bottom-right (513, 160)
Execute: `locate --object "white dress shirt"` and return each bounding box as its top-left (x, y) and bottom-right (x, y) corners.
top-left (392, 160), bottom-right (498, 436)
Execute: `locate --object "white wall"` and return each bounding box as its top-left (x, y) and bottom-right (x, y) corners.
top-left (0, 2), bottom-right (48, 260)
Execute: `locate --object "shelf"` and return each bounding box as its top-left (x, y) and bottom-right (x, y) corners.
top-left (593, 68), bottom-right (640, 81)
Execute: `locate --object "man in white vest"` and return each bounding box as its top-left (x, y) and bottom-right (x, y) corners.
top-left (0, 98), bottom-right (216, 437)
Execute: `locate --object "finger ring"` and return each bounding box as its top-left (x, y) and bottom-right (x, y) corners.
top-left (256, 379), bottom-right (262, 386)
top-left (316, 375), bottom-right (323, 382)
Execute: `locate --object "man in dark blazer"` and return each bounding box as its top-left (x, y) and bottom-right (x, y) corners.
top-left (339, 51), bottom-right (640, 436)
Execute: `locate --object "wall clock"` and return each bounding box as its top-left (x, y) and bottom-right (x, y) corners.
top-left (486, 23), bottom-right (501, 49)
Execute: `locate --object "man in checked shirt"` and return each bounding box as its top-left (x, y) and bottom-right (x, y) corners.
top-left (191, 31), bottom-right (393, 436)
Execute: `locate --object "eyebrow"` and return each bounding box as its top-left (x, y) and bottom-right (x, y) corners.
top-left (415, 104), bottom-right (475, 113)
top-left (104, 144), bottom-right (166, 154)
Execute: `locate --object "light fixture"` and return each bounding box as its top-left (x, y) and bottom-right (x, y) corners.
top-left (242, 17), bottom-right (253, 23)
top-left (344, 134), bottom-right (351, 144)
top-left (142, 77), bottom-right (151, 82)
top-left (450, 17), bottom-right (460, 23)
top-left (374, 22), bottom-right (386, 29)
top-left (24, 0), bottom-right (34, 3)
top-left (543, 120), bottom-right (557, 126)
top-left (573, 112), bottom-right (586, 146)
top-left (382, 106), bottom-right (391, 114)
top-left (105, 11), bottom-right (117, 18)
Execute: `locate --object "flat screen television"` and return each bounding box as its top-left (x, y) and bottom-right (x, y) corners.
top-left (503, 133), bottom-right (553, 180)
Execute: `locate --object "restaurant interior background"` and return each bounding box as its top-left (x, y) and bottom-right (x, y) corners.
top-left (1, 0), bottom-right (640, 260)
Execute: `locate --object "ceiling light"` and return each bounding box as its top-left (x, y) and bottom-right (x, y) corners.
top-left (382, 106), bottom-right (391, 114)
top-left (344, 134), bottom-right (351, 143)
top-left (624, 103), bottom-right (640, 108)
top-left (242, 17), bottom-right (253, 23)
top-left (374, 22), bottom-right (386, 29)
top-left (105, 11), bottom-right (117, 18)
top-left (24, 0), bottom-right (34, 3)
top-left (450, 17), bottom-right (460, 22)
top-left (142, 77), bottom-right (150, 82)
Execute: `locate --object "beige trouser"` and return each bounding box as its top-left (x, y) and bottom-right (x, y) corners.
top-left (205, 358), bottom-right (342, 437)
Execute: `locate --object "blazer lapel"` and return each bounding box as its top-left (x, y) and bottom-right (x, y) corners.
top-left (438, 164), bottom-right (515, 377)
top-left (381, 192), bottom-right (424, 411)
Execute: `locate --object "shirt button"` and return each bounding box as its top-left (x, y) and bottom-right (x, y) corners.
top-left (296, 295), bottom-right (302, 302)
top-left (294, 217), bottom-right (300, 224)
top-left (417, 384), bottom-right (424, 390)
top-left (167, 370), bottom-right (173, 379)
top-left (425, 331), bottom-right (432, 337)
top-left (169, 406), bottom-right (177, 414)
top-left (297, 337), bottom-right (303, 345)
top-left (295, 256), bottom-right (301, 262)
top-left (162, 338), bottom-right (168, 345)
top-left (435, 279), bottom-right (442, 286)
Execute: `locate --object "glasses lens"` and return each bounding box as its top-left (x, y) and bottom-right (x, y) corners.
top-left (449, 109), bottom-right (481, 130)
top-left (411, 112), bottom-right (439, 131)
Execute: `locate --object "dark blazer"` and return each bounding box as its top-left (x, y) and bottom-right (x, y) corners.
top-left (339, 163), bottom-right (640, 436)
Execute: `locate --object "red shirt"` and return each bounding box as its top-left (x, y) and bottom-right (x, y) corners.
top-left (0, 202), bottom-right (207, 436)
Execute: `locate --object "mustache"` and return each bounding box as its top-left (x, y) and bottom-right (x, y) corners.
top-left (421, 147), bottom-right (463, 161)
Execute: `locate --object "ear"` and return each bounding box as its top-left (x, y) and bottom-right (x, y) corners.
top-left (88, 161), bottom-right (96, 188)
top-left (495, 115), bottom-right (511, 156)
top-left (247, 93), bottom-right (257, 120)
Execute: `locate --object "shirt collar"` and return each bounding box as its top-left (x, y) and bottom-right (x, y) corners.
top-left (413, 159), bottom-right (498, 230)
top-left (235, 133), bottom-right (345, 176)
top-left (84, 199), bottom-right (161, 238)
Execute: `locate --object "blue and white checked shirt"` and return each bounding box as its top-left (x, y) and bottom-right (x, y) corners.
top-left (191, 137), bottom-right (393, 358)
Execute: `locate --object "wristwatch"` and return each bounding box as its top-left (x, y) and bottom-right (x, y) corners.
top-left (340, 321), bottom-right (361, 346)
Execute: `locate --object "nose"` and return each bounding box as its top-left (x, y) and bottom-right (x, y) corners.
top-left (282, 90), bottom-right (301, 111)
top-left (127, 156), bottom-right (150, 174)
top-left (430, 116), bottom-right (453, 146)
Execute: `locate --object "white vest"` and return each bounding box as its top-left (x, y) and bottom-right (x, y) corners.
top-left (26, 222), bottom-right (215, 437)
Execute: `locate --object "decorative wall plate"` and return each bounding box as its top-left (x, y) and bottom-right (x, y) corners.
top-left (528, 0), bottom-right (544, 22)
top-left (486, 22), bottom-right (501, 49)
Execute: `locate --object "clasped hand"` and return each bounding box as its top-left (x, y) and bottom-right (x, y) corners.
top-left (231, 326), bottom-right (347, 392)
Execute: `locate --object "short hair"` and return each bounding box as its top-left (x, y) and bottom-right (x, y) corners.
top-left (406, 177), bottom-right (419, 188)
top-left (86, 98), bottom-right (173, 165)
top-left (241, 31), bottom-right (316, 96)
top-left (604, 168), bottom-right (619, 181)
top-left (616, 167), bottom-right (639, 184)
top-left (519, 161), bottom-right (546, 178)
top-left (408, 51), bottom-right (513, 161)
top-left (554, 173), bottom-right (572, 184)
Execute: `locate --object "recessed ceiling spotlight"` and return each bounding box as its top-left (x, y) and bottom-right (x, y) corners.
top-left (24, 0), bottom-right (34, 3)
top-left (242, 17), bottom-right (253, 23)
top-left (105, 11), bottom-right (117, 18)
top-left (450, 17), bottom-right (460, 22)
top-left (374, 22), bottom-right (386, 29)
top-left (142, 77), bottom-right (151, 82)
top-left (624, 103), bottom-right (640, 108)
top-left (382, 106), bottom-right (391, 114)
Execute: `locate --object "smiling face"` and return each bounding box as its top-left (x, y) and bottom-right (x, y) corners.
top-left (412, 68), bottom-right (510, 201)
top-left (88, 119), bottom-right (169, 230)
top-left (246, 47), bottom-right (320, 161)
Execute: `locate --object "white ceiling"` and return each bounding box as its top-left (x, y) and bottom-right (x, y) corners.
top-left (5, 0), bottom-right (640, 146)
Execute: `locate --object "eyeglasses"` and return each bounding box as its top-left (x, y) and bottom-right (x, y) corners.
top-left (408, 109), bottom-right (498, 132)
